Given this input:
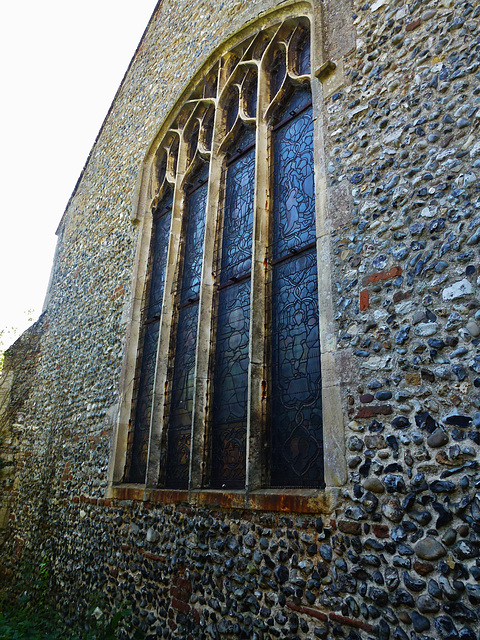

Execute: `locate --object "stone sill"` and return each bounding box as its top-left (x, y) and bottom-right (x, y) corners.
top-left (110, 484), bottom-right (341, 514)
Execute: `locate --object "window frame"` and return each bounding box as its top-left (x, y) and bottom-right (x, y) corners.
top-left (107, 1), bottom-right (346, 510)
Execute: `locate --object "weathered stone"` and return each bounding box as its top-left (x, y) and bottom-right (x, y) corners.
top-left (364, 478), bottom-right (385, 493)
top-left (382, 498), bottom-right (404, 523)
top-left (427, 428), bottom-right (448, 448)
top-left (415, 538), bottom-right (447, 561)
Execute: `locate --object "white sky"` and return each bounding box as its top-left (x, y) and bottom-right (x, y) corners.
top-left (0, 1), bottom-right (159, 350)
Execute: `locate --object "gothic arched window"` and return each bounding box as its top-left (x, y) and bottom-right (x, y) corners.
top-left (123, 15), bottom-right (328, 493)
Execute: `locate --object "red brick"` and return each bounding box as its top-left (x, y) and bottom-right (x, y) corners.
top-left (355, 404), bottom-right (392, 419)
top-left (329, 613), bottom-right (375, 633)
top-left (359, 288), bottom-right (369, 311)
top-left (361, 266), bottom-right (402, 286)
top-left (171, 597), bottom-right (190, 614)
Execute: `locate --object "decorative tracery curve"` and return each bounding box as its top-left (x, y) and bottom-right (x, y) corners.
top-left (126, 8), bottom-right (324, 490)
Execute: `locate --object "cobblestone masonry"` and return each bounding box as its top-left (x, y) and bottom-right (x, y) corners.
top-left (2, 0), bottom-right (480, 638)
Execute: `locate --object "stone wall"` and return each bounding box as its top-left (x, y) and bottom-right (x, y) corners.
top-left (1, 0), bottom-right (480, 638)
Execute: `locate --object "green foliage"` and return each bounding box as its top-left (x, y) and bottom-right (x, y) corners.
top-left (0, 557), bottom-right (141, 640)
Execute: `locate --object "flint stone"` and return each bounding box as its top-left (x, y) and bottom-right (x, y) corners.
top-left (274, 565), bottom-right (289, 584)
top-left (411, 610), bottom-right (431, 632)
top-left (442, 279), bottom-right (473, 301)
top-left (453, 540), bottom-right (479, 560)
top-left (382, 497), bottom-right (404, 522)
top-left (466, 320), bottom-right (480, 337)
top-left (415, 537), bottom-right (447, 560)
top-left (414, 322), bottom-right (439, 336)
top-left (146, 528), bottom-right (159, 543)
top-left (418, 594), bottom-right (441, 613)
top-left (427, 428), bottom-right (449, 448)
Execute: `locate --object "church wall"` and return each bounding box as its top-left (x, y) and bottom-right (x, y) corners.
top-left (1, 0), bottom-right (480, 638)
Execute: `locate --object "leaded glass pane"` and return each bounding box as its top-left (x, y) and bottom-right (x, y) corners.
top-left (220, 144), bottom-right (255, 283)
top-left (129, 319), bottom-right (160, 482)
top-left (298, 31), bottom-right (311, 76)
top-left (211, 132), bottom-right (254, 489)
top-left (180, 164), bottom-right (209, 303)
top-left (147, 197), bottom-right (173, 319)
top-left (270, 88), bottom-right (322, 488)
top-left (166, 167), bottom-right (208, 488)
top-left (211, 280), bottom-right (250, 488)
top-left (129, 193), bottom-right (172, 482)
top-left (166, 303), bottom-right (198, 488)
top-left (272, 98), bottom-right (315, 261)
top-left (270, 249), bottom-right (323, 487)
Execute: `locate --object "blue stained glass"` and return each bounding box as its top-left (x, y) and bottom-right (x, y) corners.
top-left (166, 303), bottom-right (198, 488)
top-left (298, 31), bottom-right (311, 76)
top-left (272, 100), bottom-right (315, 261)
top-left (211, 135), bottom-right (254, 489)
top-left (245, 73), bottom-right (258, 118)
top-left (147, 198), bottom-right (173, 319)
top-left (129, 192), bottom-right (173, 482)
top-left (165, 167), bottom-right (208, 488)
top-left (129, 319), bottom-right (160, 482)
top-left (180, 168), bottom-right (209, 303)
top-left (270, 90), bottom-right (323, 488)
top-left (221, 144), bottom-right (255, 283)
top-left (211, 280), bottom-right (250, 488)
top-left (271, 250), bottom-right (323, 487)
top-left (272, 50), bottom-right (286, 96)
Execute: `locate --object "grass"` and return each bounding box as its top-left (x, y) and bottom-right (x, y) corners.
top-left (0, 556), bottom-right (139, 640)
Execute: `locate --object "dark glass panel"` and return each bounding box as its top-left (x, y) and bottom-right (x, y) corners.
top-left (298, 30), bottom-right (311, 76)
top-left (188, 122), bottom-right (200, 165)
top-left (204, 72), bottom-right (218, 99)
top-left (166, 303), bottom-right (198, 488)
top-left (221, 143), bottom-right (255, 283)
top-left (270, 89), bottom-right (322, 488)
top-left (272, 99), bottom-right (315, 261)
top-left (129, 319), bottom-right (160, 482)
top-left (165, 166), bottom-right (208, 489)
top-left (202, 108), bottom-right (215, 151)
top-left (226, 93), bottom-right (239, 132)
top-left (180, 169), bottom-right (208, 303)
top-left (147, 195), bottom-right (173, 319)
top-left (272, 49), bottom-right (286, 96)
top-left (211, 280), bottom-right (250, 489)
top-left (129, 191), bottom-right (173, 482)
top-left (244, 73), bottom-right (258, 118)
top-left (270, 249), bottom-right (323, 487)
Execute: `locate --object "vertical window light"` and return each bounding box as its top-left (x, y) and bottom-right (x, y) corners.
top-left (129, 189), bottom-right (173, 482)
top-left (269, 64), bottom-right (323, 485)
top-left (165, 161), bottom-right (209, 489)
top-left (211, 127), bottom-right (255, 489)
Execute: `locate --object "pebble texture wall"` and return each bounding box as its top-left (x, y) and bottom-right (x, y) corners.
top-left (1, 0), bottom-right (480, 638)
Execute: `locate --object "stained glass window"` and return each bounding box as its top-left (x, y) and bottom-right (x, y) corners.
top-left (126, 17), bottom-right (325, 492)
top-left (270, 89), bottom-right (323, 488)
top-left (165, 166), bottom-right (208, 488)
top-left (211, 130), bottom-right (255, 489)
top-left (129, 191), bottom-right (173, 482)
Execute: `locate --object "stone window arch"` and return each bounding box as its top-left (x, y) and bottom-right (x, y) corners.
top-left (110, 4), bottom-right (346, 504)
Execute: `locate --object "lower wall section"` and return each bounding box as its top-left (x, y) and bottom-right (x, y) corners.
top-left (3, 490), bottom-right (477, 640)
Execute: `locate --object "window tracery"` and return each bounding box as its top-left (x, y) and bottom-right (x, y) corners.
top-left (126, 15), bottom-right (326, 492)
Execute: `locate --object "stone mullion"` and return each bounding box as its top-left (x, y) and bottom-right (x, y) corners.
top-left (144, 131), bottom-right (191, 489)
top-left (246, 63), bottom-right (268, 493)
top-left (189, 98), bottom-right (223, 490)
